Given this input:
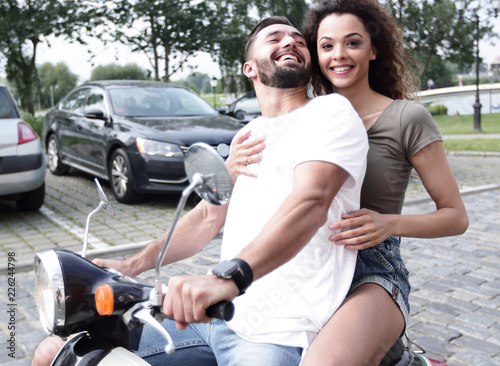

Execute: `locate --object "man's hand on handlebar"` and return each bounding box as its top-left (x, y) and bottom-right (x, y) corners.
top-left (163, 275), bottom-right (239, 330)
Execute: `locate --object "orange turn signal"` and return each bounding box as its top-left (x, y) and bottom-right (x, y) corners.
top-left (95, 284), bottom-right (114, 316)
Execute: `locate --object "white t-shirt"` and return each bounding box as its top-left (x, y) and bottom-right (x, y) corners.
top-left (221, 93), bottom-right (368, 349)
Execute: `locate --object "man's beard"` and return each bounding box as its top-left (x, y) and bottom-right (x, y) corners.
top-left (256, 59), bottom-right (310, 89)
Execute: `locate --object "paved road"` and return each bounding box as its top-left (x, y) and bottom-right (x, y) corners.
top-left (0, 154), bottom-right (499, 365)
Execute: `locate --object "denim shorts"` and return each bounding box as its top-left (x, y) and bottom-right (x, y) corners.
top-left (348, 236), bottom-right (410, 325)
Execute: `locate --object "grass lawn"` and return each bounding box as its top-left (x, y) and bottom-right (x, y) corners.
top-left (433, 113), bottom-right (500, 134)
top-left (433, 113), bottom-right (500, 152)
top-left (444, 139), bottom-right (500, 152)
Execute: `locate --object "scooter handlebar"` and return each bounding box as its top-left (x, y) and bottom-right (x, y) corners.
top-left (206, 300), bottom-right (234, 321)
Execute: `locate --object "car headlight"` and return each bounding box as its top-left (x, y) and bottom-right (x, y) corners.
top-left (136, 137), bottom-right (183, 157)
top-left (34, 250), bottom-right (66, 335)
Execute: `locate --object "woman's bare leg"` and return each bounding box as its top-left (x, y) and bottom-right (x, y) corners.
top-left (302, 283), bottom-right (404, 366)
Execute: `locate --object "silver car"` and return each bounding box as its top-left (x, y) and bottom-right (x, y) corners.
top-left (0, 83), bottom-right (46, 211)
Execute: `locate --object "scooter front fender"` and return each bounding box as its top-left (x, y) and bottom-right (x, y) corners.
top-left (51, 333), bottom-right (149, 366)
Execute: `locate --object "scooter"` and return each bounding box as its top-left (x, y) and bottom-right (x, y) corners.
top-left (33, 143), bottom-right (447, 366)
top-left (380, 335), bottom-right (448, 366)
top-left (34, 143), bottom-right (234, 365)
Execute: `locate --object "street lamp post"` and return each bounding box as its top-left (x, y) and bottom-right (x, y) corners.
top-left (455, 0), bottom-right (499, 132)
top-left (210, 77), bottom-right (218, 108)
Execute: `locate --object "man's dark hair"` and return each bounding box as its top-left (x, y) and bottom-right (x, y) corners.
top-left (244, 16), bottom-right (296, 61)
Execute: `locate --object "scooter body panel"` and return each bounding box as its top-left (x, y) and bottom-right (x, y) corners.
top-left (100, 347), bottom-right (150, 366)
top-left (51, 332), bottom-right (149, 366)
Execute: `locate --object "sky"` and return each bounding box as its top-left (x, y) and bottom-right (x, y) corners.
top-left (35, 35), bottom-right (221, 83)
top-left (8, 12), bottom-right (500, 84)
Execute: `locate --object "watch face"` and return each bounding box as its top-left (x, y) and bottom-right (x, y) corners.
top-left (212, 260), bottom-right (239, 278)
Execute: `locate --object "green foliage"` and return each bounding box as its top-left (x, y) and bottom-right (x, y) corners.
top-left (0, 0), bottom-right (104, 114)
top-left (422, 57), bottom-right (455, 89)
top-left (383, 0), bottom-right (497, 80)
top-left (256, 0), bottom-right (309, 30)
top-left (426, 104), bottom-right (448, 116)
top-left (213, 0), bottom-right (309, 94)
top-left (184, 72), bottom-right (211, 93)
top-left (38, 62), bottom-right (78, 109)
top-left (102, 0), bottom-right (222, 81)
top-left (21, 113), bottom-right (43, 137)
top-left (90, 63), bottom-right (150, 81)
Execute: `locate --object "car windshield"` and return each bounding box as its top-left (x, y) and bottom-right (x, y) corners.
top-left (108, 86), bottom-right (217, 117)
top-left (0, 88), bottom-right (19, 119)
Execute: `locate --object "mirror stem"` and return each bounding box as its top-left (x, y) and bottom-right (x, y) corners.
top-left (152, 173), bottom-right (203, 306)
top-left (82, 205), bottom-right (102, 258)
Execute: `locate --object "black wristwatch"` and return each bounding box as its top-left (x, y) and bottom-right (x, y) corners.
top-left (210, 258), bottom-right (253, 295)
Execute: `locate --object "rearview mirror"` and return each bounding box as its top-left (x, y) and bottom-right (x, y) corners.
top-left (84, 109), bottom-right (106, 120)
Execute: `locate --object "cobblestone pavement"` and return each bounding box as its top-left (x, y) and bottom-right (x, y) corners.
top-left (0, 155), bottom-right (499, 365)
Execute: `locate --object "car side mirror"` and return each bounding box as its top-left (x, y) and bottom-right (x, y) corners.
top-left (84, 108), bottom-right (106, 120)
top-left (217, 106), bottom-right (228, 114)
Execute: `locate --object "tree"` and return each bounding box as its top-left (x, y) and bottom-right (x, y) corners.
top-left (253, 0), bottom-right (309, 30)
top-left (383, 0), bottom-right (497, 81)
top-left (184, 72), bottom-right (211, 93)
top-left (90, 63), bottom-right (150, 81)
top-left (101, 0), bottom-right (221, 82)
top-left (0, 0), bottom-right (103, 114)
top-left (37, 62), bottom-right (78, 109)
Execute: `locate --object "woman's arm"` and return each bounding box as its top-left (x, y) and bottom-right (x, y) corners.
top-left (330, 141), bottom-right (468, 250)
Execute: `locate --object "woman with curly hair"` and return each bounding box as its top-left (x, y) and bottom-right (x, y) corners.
top-left (298, 0), bottom-right (468, 364)
top-left (228, 0), bottom-right (468, 364)
top-left (226, 0), bottom-right (467, 363)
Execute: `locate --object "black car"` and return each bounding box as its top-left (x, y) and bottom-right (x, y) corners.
top-left (219, 90), bottom-right (261, 124)
top-left (42, 80), bottom-right (241, 203)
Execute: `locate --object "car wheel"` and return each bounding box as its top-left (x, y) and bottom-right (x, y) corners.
top-left (234, 110), bottom-right (245, 120)
top-left (109, 148), bottom-right (140, 203)
top-left (47, 135), bottom-right (69, 175)
top-left (16, 183), bottom-right (45, 211)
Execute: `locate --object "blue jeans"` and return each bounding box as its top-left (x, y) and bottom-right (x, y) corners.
top-left (136, 318), bottom-right (303, 365)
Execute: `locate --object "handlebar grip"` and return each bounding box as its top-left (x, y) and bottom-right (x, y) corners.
top-left (206, 301), bottom-right (234, 321)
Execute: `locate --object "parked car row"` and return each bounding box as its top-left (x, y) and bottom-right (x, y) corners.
top-left (0, 83), bottom-right (46, 211)
top-left (1, 79), bottom-right (262, 209)
top-left (42, 80), bottom-right (242, 203)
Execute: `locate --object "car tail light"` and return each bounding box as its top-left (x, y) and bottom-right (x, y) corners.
top-left (18, 121), bottom-right (39, 145)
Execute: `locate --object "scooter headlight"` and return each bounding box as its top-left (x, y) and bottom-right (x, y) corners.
top-left (34, 249), bottom-right (116, 338)
top-left (34, 249), bottom-right (153, 340)
top-left (34, 250), bottom-right (65, 335)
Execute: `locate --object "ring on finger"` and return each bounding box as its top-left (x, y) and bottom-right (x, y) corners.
top-left (245, 156), bottom-right (249, 165)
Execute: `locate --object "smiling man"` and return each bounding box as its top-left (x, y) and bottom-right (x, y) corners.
top-left (130, 16), bottom-right (367, 365)
top-left (33, 16), bottom-right (368, 366)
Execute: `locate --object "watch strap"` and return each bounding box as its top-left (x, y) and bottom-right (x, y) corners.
top-left (232, 258), bottom-right (253, 295)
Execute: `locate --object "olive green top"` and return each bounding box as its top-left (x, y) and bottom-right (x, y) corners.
top-left (361, 100), bottom-right (442, 214)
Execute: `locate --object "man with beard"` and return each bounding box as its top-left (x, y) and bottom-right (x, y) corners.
top-left (33, 16), bottom-right (367, 366)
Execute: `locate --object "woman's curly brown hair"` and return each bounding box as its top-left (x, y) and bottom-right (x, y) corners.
top-left (303, 0), bottom-right (420, 100)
